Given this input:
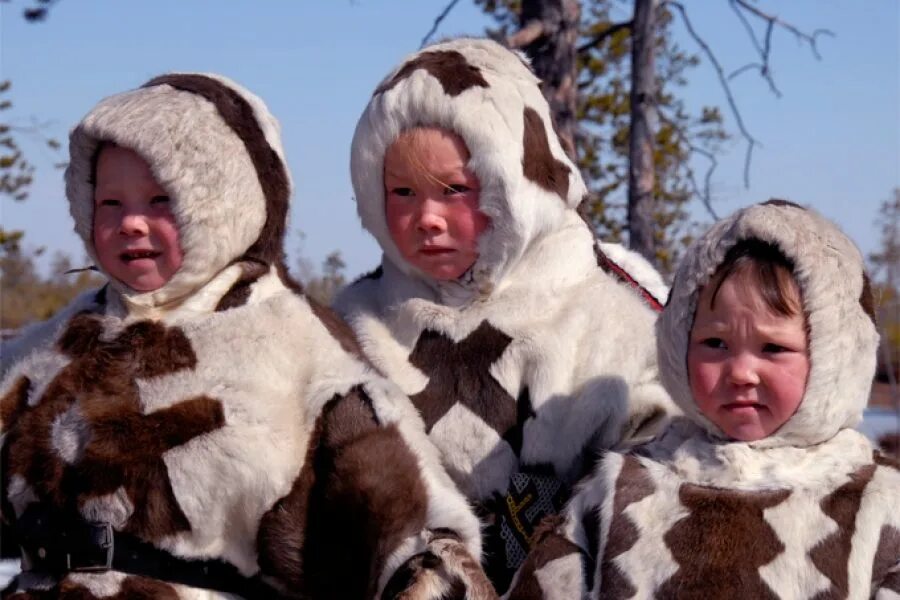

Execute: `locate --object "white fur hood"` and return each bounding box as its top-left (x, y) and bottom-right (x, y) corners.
top-left (657, 200), bottom-right (880, 449)
top-left (65, 73), bottom-right (292, 312)
top-left (350, 37), bottom-right (589, 302)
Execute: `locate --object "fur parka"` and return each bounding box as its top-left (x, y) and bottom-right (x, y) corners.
top-left (0, 74), bottom-right (492, 600)
top-left (506, 201), bottom-right (900, 599)
top-left (334, 38), bottom-right (675, 590)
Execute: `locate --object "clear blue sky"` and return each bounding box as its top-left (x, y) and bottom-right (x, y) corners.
top-left (2, 0), bottom-right (897, 280)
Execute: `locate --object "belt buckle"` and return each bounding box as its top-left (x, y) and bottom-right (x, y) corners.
top-left (66, 521), bottom-right (114, 572)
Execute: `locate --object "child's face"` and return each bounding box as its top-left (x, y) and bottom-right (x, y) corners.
top-left (687, 274), bottom-right (809, 442)
top-left (384, 128), bottom-right (489, 280)
top-left (92, 145), bottom-right (183, 292)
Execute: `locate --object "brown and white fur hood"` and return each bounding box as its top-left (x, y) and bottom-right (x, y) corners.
top-left (506, 201), bottom-right (899, 599)
top-left (336, 38), bottom-right (675, 589)
top-left (0, 74), bottom-right (490, 599)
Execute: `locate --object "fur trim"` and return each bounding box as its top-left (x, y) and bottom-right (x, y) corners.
top-left (65, 73), bottom-right (291, 310)
top-left (657, 200), bottom-right (880, 448)
top-left (350, 38), bottom-right (588, 299)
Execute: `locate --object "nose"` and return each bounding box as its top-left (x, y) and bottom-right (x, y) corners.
top-left (415, 198), bottom-right (447, 235)
top-left (118, 211), bottom-right (150, 237)
top-left (726, 352), bottom-right (760, 386)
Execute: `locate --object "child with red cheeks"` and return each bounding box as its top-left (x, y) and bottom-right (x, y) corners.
top-left (0, 74), bottom-right (490, 599)
top-left (335, 37), bottom-right (676, 593)
top-left (507, 200), bottom-right (900, 599)
top-left (686, 239), bottom-right (810, 442)
top-left (383, 127), bottom-right (489, 282)
top-left (91, 144), bottom-right (183, 293)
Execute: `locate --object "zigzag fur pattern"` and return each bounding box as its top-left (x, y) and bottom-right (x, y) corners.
top-left (517, 424), bottom-right (900, 598)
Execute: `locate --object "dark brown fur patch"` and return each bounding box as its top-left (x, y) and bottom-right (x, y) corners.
top-left (408, 321), bottom-right (522, 450)
top-left (2, 314), bottom-right (223, 542)
top-left (142, 74), bottom-right (290, 266)
top-left (1, 377), bottom-right (31, 433)
top-left (601, 455), bottom-right (656, 597)
top-left (214, 261), bottom-right (270, 312)
top-left (522, 107), bottom-right (570, 202)
top-left (882, 571), bottom-right (900, 594)
top-left (860, 272), bottom-right (876, 324)
top-left (309, 299), bottom-right (367, 361)
top-left (257, 387), bottom-right (430, 597)
top-left (874, 451), bottom-right (900, 471)
top-left (872, 525), bottom-right (900, 591)
top-left (507, 514), bottom-right (582, 600)
top-left (809, 463), bottom-right (876, 598)
top-left (761, 198), bottom-right (805, 210)
top-left (657, 485), bottom-right (790, 599)
top-left (374, 50), bottom-right (489, 97)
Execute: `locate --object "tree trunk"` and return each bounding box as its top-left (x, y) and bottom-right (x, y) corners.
top-left (511, 0), bottom-right (581, 160)
top-left (627, 0), bottom-right (657, 262)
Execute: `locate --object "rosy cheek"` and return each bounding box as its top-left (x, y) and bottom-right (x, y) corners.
top-left (687, 353), bottom-right (719, 408)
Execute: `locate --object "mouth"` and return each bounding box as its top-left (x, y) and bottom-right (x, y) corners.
top-left (722, 402), bottom-right (765, 413)
top-left (120, 250), bottom-right (161, 262)
top-left (419, 247), bottom-right (456, 256)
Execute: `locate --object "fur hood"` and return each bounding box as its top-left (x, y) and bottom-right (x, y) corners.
top-left (350, 37), bottom-right (588, 303)
top-left (65, 73), bottom-right (292, 312)
top-left (657, 200), bottom-right (879, 449)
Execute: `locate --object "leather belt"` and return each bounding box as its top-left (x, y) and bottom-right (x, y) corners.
top-left (12, 504), bottom-right (282, 599)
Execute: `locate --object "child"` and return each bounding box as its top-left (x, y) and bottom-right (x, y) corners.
top-left (507, 200), bottom-right (900, 598)
top-left (0, 74), bottom-right (493, 599)
top-left (334, 38), bottom-right (675, 591)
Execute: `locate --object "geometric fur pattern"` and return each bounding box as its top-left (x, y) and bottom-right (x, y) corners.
top-left (507, 201), bottom-right (899, 598)
top-left (1, 73), bottom-right (488, 599)
top-left (506, 421), bottom-right (900, 598)
top-left (336, 38), bottom-right (676, 592)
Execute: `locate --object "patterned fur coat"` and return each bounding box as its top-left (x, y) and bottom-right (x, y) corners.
top-left (506, 202), bottom-right (900, 599)
top-left (334, 38), bottom-right (675, 590)
top-left (0, 74), bottom-right (491, 600)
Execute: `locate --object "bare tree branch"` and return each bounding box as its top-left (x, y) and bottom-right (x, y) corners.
top-left (732, 0), bottom-right (834, 60)
top-left (727, 0), bottom-right (834, 96)
top-left (420, 0), bottom-right (462, 48)
top-left (667, 1), bottom-right (759, 189)
top-left (507, 19), bottom-right (547, 48)
top-left (577, 20), bottom-right (632, 54)
top-left (728, 2), bottom-right (781, 96)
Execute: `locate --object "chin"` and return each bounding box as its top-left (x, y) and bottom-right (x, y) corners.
top-left (125, 277), bottom-right (167, 292)
top-left (724, 425), bottom-right (769, 442)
